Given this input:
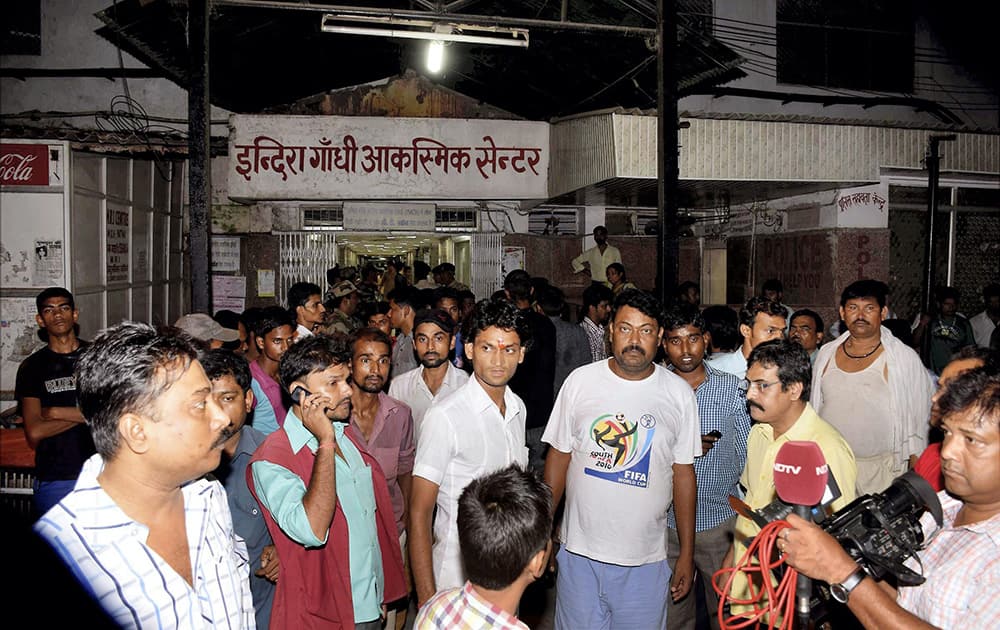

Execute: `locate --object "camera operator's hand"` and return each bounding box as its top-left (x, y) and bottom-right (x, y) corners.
top-left (780, 514), bottom-right (858, 586)
top-left (781, 515), bottom-right (940, 630)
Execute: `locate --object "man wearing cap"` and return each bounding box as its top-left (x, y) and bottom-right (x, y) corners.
top-left (389, 309), bottom-right (470, 439)
top-left (175, 313), bottom-right (241, 349)
top-left (325, 280), bottom-right (362, 335)
top-left (432, 263), bottom-right (469, 292)
top-left (288, 281), bottom-right (326, 339)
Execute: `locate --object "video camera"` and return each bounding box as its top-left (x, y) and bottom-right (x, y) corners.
top-left (743, 470), bottom-right (942, 586)
top-left (818, 471), bottom-right (943, 586)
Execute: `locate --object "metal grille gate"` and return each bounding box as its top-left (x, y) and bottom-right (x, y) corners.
top-left (278, 232), bottom-right (337, 306)
top-left (471, 232), bottom-right (503, 301)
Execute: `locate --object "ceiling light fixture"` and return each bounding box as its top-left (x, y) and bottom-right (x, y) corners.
top-left (321, 13), bottom-right (529, 48)
top-left (426, 41), bottom-right (445, 72)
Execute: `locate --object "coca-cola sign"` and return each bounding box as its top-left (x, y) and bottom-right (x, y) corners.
top-left (0, 144), bottom-right (49, 186)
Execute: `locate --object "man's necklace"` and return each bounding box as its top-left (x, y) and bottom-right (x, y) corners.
top-left (842, 339), bottom-right (882, 359)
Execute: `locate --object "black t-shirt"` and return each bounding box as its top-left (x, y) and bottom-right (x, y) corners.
top-left (14, 343), bottom-right (95, 481)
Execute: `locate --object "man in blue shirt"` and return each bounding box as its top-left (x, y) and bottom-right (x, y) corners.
top-left (662, 304), bottom-right (752, 630)
top-left (203, 349), bottom-right (278, 630)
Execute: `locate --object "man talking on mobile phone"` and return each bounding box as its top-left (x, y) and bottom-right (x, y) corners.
top-left (249, 334), bottom-right (406, 629)
top-left (661, 304), bottom-right (752, 630)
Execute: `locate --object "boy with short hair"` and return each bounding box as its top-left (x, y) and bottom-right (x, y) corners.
top-left (415, 464), bottom-right (552, 629)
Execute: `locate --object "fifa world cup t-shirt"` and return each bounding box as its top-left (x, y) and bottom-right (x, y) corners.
top-left (542, 360), bottom-right (701, 566)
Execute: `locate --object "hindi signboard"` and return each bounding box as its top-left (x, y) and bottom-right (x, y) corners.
top-left (228, 116), bottom-right (549, 201)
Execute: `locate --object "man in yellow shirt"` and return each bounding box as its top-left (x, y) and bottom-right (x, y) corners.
top-left (571, 225), bottom-right (621, 287)
top-left (726, 339), bottom-right (857, 615)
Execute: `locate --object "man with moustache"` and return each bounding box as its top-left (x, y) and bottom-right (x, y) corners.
top-left (789, 308), bottom-right (824, 363)
top-left (706, 297), bottom-right (787, 379)
top-left (34, 323), bottom-right (254, 629)
top-left (661, 304), bottom-right (751, 630)
top-left (781, 366), bottom-right (1000, 629)
top-left (544, 290), bottom-right (701, 629)
top-left (346, 328), bottom-right (415, 629)
top-left (811, 280), bottom-right (934, 494)
top-left (410, 300), bottom-right (530, 606)
top-left (203, 349), bottom-right (279, 630)
top-left (249, 334), bottom-right (406, 629)
top-left (726, 340), bottom-right (857, 616)
top-left (389, 309), bottom-right (470, 438)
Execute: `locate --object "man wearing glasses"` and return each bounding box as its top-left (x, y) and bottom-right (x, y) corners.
top-left (724, 340), bottom-right (858, 615)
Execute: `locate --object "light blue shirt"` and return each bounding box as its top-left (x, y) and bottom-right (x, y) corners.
top-left (705, 348), bottom-right (748, 379)
top-left (251, 411), bottom-right (383, 623)
top-left (249, 378), bottom-right (280, 435)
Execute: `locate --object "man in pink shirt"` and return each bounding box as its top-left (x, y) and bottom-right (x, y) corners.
top-left (249, 306), bottom-right (296, 435)
top-left (347, 327), bottom-right (416, 628)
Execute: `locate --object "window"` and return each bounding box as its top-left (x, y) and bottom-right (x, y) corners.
top-left (1, 0), bottom-right (41, 55)
top-left (302, 205), bottom-right (343, 229)
top-left (435, 207), bottom-right (477, 229)
top-left (776, 0), bottom-right (913, 92)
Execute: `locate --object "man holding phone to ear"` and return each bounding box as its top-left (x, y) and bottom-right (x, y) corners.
top-left (661, 304), bottom-right (752, 630)
top-left (249, 334), bottom-right (406, 629)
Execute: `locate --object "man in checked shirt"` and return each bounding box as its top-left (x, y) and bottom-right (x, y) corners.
top-left (661, 304), bottom-right (752, 630)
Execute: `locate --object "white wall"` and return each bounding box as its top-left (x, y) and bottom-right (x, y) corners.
top-left (1, 0), bottom-right (230, 135)
top-left (680, 0), bottom-right (998, 130)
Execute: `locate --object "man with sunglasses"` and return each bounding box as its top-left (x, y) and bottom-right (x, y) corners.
top-left (724, 340), bottom-right (857, 615)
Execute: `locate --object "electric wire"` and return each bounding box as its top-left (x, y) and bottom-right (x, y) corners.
top-left (712, 520), bottom-right (799, 630)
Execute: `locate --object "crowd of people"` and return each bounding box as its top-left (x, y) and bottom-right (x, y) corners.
top-left (13, 243), bottom-right (1000, 629)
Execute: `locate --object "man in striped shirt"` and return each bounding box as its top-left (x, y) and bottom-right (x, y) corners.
top-left (34, 322), bottom-right (255, 629)
top-left (661, 305), bottom-right (752, 630)
top-left (783, 366), bottom-right (1000, 630)
top-left (579, 283), bottom-right (613, 363)
top-left (415, 464), bottom-right (552, 630)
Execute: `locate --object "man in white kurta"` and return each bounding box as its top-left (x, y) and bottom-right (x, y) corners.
top-left (812, 281), bottom-right (934, 494)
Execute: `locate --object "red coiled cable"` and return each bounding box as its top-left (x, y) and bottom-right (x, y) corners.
top-left (712, 520), bottom-right (798, 630)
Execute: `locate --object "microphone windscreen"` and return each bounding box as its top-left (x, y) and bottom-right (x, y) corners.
top-left (773, 441), bottom-right (829, 506)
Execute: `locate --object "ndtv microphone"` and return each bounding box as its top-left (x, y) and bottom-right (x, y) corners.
top-left (773, 441), bottom-right (829, 629)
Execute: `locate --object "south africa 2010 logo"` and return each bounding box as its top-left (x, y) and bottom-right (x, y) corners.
top-left (585, 413), bottom-right (656, 487)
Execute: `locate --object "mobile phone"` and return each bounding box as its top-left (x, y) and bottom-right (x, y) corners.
top-left (291, 386), bottom-right (311, 405)
top-left (707, 430), bottom-right (723, 439)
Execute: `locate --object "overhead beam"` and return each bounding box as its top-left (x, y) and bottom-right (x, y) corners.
top-left (214, 0), bottom-right (656, 36)
top-left (0, 67), bottom-right (164, 80)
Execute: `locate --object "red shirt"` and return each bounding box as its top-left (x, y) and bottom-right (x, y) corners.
top-left (913, 442), bottom-right (944, 492)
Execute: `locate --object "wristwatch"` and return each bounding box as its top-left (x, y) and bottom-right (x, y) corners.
top-left (830, 566), bottom-right (867, 604)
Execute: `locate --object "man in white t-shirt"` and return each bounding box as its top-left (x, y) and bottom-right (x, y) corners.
top-left (543, 289), bottom-right (701, 630)
top-left (409, 300), bottom-right (531, 606)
